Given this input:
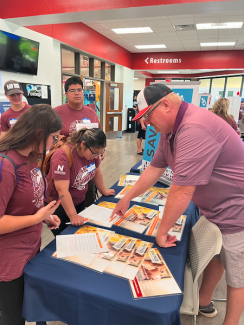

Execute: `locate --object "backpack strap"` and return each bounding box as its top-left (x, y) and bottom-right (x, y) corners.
top-left (0, 153), bottom-right (20, 184)
top-left (61, 144), bottom-right (73, 169)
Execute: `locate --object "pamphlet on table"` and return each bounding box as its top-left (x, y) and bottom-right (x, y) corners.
top-left (114, 205), bottom-right (158, 234)
top-left (56, 232), bottom-right (108, 258)
top-left (115, 185), bottom-right (169, 206)
top-left (78, 204), bottom-right (120, 228)
top-left (52, 226), bottom-right (114, 267)
top-left (118, 174), bottom-right (140, 186)
top-left (129, 248), bottom-right (182, 299)
top-left (145, 211), bottom-right (187, 241)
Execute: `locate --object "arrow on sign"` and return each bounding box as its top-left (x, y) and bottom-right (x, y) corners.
top-left (145, 57), bottom-right (149, 64)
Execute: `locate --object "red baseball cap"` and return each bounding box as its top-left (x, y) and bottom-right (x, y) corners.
top-left (133, 84), bottom-right (173, 121)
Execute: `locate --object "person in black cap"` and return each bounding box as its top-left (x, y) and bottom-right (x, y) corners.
top-left (111, 83), bottom-right (244, 324)
top-left (1, 80), bottom-right (31, 137)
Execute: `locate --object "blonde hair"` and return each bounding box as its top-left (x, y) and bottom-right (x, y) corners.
top-left (211, 98), bottom-right (233, 126)
top-left (211, 98), bottom-right (230, 118)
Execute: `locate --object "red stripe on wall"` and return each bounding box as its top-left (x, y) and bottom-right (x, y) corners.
top-left (27, 23), bottom-right (132, 68)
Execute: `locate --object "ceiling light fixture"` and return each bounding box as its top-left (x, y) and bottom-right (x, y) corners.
top-left (134, 78), bottom-right (139, 80)
top-left (196, 22), bottom-right (243, 30)
top-left (157, 71), bottom-right (179, 73)
top-left (112, 27), bottom-right (153, 34)
top-left (135, 44), bottom-right (166, 49)
top-left (200, 42), bottom-right (235, 46)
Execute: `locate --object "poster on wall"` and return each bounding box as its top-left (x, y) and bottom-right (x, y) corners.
top-left (170, 88), bottom-right (193, 103)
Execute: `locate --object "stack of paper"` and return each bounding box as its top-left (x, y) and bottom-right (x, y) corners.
top-left (56, 232), bottom-right (108, 258)
top-left (78, 204), bottom-right (120, 228)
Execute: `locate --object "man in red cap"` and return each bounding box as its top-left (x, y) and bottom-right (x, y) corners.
top-left (111, 83), bottom-right (244, 325)
top-left (0, 80), bottom-right (31, 137)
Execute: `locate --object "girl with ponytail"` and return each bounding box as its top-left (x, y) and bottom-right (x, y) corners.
top-left (45, 128), bottom-right (114, 236)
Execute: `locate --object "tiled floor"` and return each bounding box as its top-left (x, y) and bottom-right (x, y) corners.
top-left (26, 132), bottom-right (244, 325)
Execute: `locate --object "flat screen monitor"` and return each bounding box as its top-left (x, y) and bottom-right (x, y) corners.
top-left (0, 30), bottom-right (39, 75)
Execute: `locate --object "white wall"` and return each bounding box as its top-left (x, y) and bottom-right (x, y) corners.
top-left (134, 77), bottom-right (145, 91)
top-left (115, 65), bottom-right (134, 131)
top-left (0, 19), bottom-right (62, 107)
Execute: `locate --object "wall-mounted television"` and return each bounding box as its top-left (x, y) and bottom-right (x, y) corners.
top-left (0, 31), bottom-right (39, 76)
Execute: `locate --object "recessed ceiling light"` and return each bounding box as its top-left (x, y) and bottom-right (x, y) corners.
top-left (157, 71), bottom-right (179, 73)
top-left (112, 27), bottom-right (153, 34)
top-left (200, 42), bottom-right (235, 46)
top-left (197, 22), bottom-right (243, 30)
top-left (134, 78), bottom-right (139, 80)
top-left (135, 44), bottom-right (167, 49)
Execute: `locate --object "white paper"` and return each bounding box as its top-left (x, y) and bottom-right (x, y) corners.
top-left (79, 204), bottom-right (121, 228)
top-left (76, 123), bottom-right (99, 131)
top-left (56, 232), bottom-right (108, 258)
top-left (41, 85), bottom-right (48, 99)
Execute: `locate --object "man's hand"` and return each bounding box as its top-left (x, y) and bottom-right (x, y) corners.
top-left (110, 198), bottom-right (130, 218)
top-left (69, 214), bottom-right (84, 227)
top-left (156, 232), bottom-right (177, 248)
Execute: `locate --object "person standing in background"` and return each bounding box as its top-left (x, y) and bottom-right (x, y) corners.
top-left (0, 80), bottom-right (31, 137)
top-left (55, 76), bottom-right (102, 207)
top-left (211, 98), bottom-right (240, 135)
top-left (55, 76), bottom-right (101, 136)
top-left (133, 95), bottom-right (146, 155)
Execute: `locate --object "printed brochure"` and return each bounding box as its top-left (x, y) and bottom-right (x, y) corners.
top-left (52, 225), bottom-right (114, 267)
top-left (88, 233), bottom-right (130, 273)
top-left (121, 240), bottom-right (154, 280)
top-left (129, 248), bottom-right (182, 298)
top-left (145, 214), bottom-right (187, 241)
top-left (115, 185), bottom-right (169, 206)
top-left (114, 205), bottom-right (158, 234)
top-left (118, 174), bottom-right (140, 186)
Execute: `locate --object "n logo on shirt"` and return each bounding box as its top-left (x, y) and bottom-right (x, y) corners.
top-left (57, 165), bottom-right (64, 172)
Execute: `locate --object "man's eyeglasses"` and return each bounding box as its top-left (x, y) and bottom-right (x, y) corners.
top-left (68, 88), bottom-right (83, 93)
top-left (52, 135), bottom-right (60, 145)
top-left (86, 143), bottom-right (105, 157)
top-left (143, 101), bottom-right (161, 121)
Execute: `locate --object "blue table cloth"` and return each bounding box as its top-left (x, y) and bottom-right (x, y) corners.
top-left (130, 160), bottom-right (142, 173)
top-left (23, 173), bottom-right (199, 325)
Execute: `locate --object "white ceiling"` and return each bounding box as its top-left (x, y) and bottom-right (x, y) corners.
top-left (84, 12), bottom-right (244, 53)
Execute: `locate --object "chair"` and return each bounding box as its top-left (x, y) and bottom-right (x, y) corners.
top-left (180, 216), bottom-right (223, 324)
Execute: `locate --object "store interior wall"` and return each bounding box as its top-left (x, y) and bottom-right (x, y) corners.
top-left (133, 77), bottom-right (146, 91)
top-left (115, 65), bottom-right (134, 131)
top-left (0, 19), bottom-right (62, 107)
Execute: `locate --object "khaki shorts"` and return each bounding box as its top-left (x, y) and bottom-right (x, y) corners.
top-left (213, 229), bottom-right (244, 288)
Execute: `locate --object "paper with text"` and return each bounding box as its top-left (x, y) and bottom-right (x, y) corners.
top-left (56, 232), bottom-right (108, 258)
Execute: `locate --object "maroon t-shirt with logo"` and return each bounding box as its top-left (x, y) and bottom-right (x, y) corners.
top-left (0, 150), bottom-right (44, 281)
top-left (0, 103), bottom-right (31, 132)
top-left (45, 144), bottom-right (100, 206)
top-left (54, 103), bottom-right (101, 137)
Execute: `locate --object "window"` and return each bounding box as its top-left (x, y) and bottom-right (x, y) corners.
top-left (80, 55), bottom-right (89, 77)
top-left (225, 76), bottom-right (242, 98)
top-left (210, 78), bottom-right (225, 107)
top-left (199, 79), bottom-right (210, 94)
top-left (61, 49), bottom-right (75, 74)
top-left (105, 63), bottom-right (111, 81)
top-left (94, 60), bottom-right (101, 79)
top-left (62, 75), bottom-right (70, 104)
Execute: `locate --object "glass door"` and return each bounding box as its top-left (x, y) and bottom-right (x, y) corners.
top-left (105, 82), bottom-right (123, 138)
